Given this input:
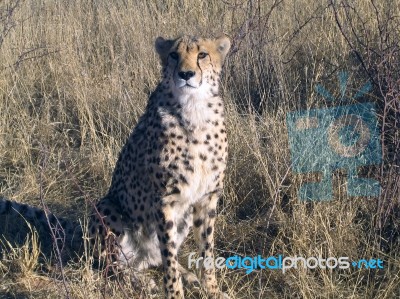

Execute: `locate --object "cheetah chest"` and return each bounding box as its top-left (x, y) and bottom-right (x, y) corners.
top-left (157, 124), bottom-right (227, 205)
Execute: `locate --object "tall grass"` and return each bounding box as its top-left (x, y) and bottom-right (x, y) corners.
top-left (0, 0), bottom-right (399, 298)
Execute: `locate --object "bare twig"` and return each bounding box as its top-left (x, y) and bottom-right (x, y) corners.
top-left (0, 0), bottom-right (23, 49)
top-left (330, 0), bottom-right (376, 86)
top-left (228, 0), bottom-right (283, 55)
top-left (38, 143), bottom-right (71, 299)
top-left (330, 0), bottom-right (400, 234)
top-left (60, 150), bottom-right (131, 298)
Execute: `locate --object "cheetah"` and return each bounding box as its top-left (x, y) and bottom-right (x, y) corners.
top-left (0, 34), bottom-right (231, 299)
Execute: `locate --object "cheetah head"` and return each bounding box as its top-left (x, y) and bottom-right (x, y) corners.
top-left (155, 35), bottom-right (231, 96)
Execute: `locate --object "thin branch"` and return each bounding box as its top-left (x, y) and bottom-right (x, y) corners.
top-left (0, 0), bottom-right (23, 48)
top-left (38, 144), bottom-right (71, 299)
top-left (330, 0), bottom-right (376, 86)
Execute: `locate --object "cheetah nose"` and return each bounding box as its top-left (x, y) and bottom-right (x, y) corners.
top-left (178, 71), bottom-right (195, 81)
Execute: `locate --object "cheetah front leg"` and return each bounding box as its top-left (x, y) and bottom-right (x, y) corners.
top-left (156, 198), bottom-right (185, 299)
top-left (193, 192), bottom-right (229, 299)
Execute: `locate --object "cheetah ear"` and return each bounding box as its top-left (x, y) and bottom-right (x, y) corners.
top-left (215, 35), bottom-right (231, 61)
top-left (155, 37), bottom-right (175, 65)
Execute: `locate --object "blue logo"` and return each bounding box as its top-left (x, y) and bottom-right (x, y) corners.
top-left (286, 72), bottom-right (381, 201)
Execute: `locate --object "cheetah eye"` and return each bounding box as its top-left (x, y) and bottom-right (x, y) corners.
top-left (169, 52), bottom-right (179, 60)
top-left (198, 52), bottom-right (208, 59)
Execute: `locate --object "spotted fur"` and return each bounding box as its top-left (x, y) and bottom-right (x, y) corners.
top-left (0, 35), bottom-right (231, 299)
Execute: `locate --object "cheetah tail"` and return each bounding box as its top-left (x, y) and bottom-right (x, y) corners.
top-left (0, 196), bottom-right (83, 254)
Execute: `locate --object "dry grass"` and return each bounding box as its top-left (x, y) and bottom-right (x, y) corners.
top-left (0, 0), bottom-right (399, 298)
